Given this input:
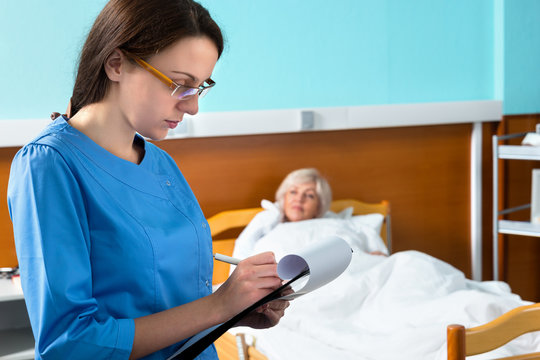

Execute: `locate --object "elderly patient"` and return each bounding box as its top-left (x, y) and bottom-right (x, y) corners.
top-left (232, 168), bottom-right (386, 261)
top-left (277, 168), bottom-right (332, 222)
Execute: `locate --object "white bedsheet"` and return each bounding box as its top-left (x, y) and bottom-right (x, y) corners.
top-left (229, 218), bottom-right (539, 360)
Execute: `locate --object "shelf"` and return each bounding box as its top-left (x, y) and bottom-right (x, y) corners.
top-left (0, 328), bottom-right (34, 360)
top-left (498, 145), bottom-right (540, 160)
top-left (0, 279), bottom-right (23, 302)
top-left (498, 220), bottom-right (540, 237)
top-left (493, 133), bottom-right (540, 281)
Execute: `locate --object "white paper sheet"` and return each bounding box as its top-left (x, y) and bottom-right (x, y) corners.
top-left (277, 236), bottom-right (352, 299)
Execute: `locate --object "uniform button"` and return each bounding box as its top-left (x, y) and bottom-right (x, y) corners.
top-left (202, 222), bottom-right (207, 228)
top-left (205, 280), bottom-right (210, 287)
top-left (165, 180), bottom-right (171, 186)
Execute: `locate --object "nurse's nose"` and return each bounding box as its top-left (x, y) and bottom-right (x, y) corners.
top-left (178, 95), bottom-right (199, 116)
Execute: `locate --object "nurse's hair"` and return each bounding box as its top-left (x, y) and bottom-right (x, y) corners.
top-left (275, 168), bottom-right (332, 218)
top-left (69, 0), bottom-right (224, 117)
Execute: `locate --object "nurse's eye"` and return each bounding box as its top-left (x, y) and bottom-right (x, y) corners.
top-left (173, 80), bottom-right (192, 88)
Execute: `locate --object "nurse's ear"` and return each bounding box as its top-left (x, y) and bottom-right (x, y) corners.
top-left (104, 48), bottom-right (126, 82)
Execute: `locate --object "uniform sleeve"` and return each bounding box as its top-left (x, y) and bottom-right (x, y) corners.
top-left (7, 144), bottom-right (135, 359)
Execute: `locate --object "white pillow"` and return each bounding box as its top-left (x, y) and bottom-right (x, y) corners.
top-left (325, 207), bottom-right (384, 235)
top-left (350, 213), bottom-right (384, 235)
top-left (324, 207), bottom-right (354, 219)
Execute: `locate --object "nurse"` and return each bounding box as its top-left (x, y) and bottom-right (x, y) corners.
top-left (7, 0), bottom-right (288, 359)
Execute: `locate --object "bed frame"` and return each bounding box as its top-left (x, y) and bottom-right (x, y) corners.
top-left (208, 198), bottom-right (391, 360)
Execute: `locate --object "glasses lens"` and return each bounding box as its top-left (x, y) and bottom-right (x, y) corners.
top-left (172, 87), bottom-right (198, 100)
top-left (171, 80), bottom-right (214, 100)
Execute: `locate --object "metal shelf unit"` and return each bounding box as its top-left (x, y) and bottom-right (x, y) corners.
top-left (492, 132), bottom-right (540, 280)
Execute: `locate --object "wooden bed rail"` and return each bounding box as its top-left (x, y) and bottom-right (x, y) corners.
top-left (447, 303), bottom-right (540, 359)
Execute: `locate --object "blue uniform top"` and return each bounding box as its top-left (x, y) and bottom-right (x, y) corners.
top-left (7, 117), bottom-right (217, 360)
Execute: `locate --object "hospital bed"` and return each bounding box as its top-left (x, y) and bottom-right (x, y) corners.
top-left (208, 199), bottom-right (540, 360)
top-left (209, 198), bottom-right (390, 360)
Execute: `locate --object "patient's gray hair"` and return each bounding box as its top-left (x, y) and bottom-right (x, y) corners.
top-left (275, 168), bottom-right (332, 218)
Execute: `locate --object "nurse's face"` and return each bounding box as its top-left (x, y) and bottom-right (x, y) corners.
top-left (283, 182), bottom-right (320, 222)
top-left (117, 36), bottom-right (219, 140)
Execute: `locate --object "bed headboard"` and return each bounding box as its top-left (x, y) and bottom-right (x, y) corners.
top-left (209, 198), bottom-right (391, 285)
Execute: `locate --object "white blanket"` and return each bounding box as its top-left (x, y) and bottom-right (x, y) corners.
top-left (230, 217), bottom-right (539, 360)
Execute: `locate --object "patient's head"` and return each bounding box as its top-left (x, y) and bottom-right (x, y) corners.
top-left (275, 168), bottom-right (332, 222)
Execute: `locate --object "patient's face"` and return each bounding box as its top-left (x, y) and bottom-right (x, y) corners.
top-left (283, 182), bottom-right (319, 222)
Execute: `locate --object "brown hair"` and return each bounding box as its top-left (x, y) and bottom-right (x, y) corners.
top-left (68, 0), bottom-right (223, 117)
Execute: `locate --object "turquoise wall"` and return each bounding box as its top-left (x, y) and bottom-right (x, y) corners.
top-left (0, 1), bottom-right (537, 119)
top-left (0, 0), bottom-right (107, 119)
top-left (202, 0), bottom-right (493, 112)
top-left (504, 0), bottom-right (540, 115)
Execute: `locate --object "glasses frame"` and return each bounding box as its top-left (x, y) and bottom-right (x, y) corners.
top-left (122, 50), bottom-right (215, 100)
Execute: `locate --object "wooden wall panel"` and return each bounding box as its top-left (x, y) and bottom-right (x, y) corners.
top-left (0, 147), bottom-right (19, 267)
top-left (158, 124), bottom-right (477, 275)
top-left (0, 122), bottom-right (502, 298)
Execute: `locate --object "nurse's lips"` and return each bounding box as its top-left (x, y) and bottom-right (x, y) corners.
top-left (165, 120), bottom-right (179, 129)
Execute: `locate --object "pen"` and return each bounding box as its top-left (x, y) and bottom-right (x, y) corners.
top-left (213, 253), bottom-right (241, 265)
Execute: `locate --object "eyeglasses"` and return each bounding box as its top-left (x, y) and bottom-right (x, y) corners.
top-left (122, 51), bottom-right (215, 101)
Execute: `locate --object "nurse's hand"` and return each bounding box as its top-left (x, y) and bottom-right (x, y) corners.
top-left (236, 298), bottom-right (290, 329)
top-left (213, 252), bottom-right (283, 319)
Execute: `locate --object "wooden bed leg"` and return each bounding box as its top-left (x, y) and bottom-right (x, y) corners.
top-left (235, 333), bottom-right (249, 360)
top-left (447, 324), bottom-right (466, 360)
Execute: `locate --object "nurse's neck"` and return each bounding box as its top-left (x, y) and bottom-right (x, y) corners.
top-left (69, 102), bottom-right (144, 165)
